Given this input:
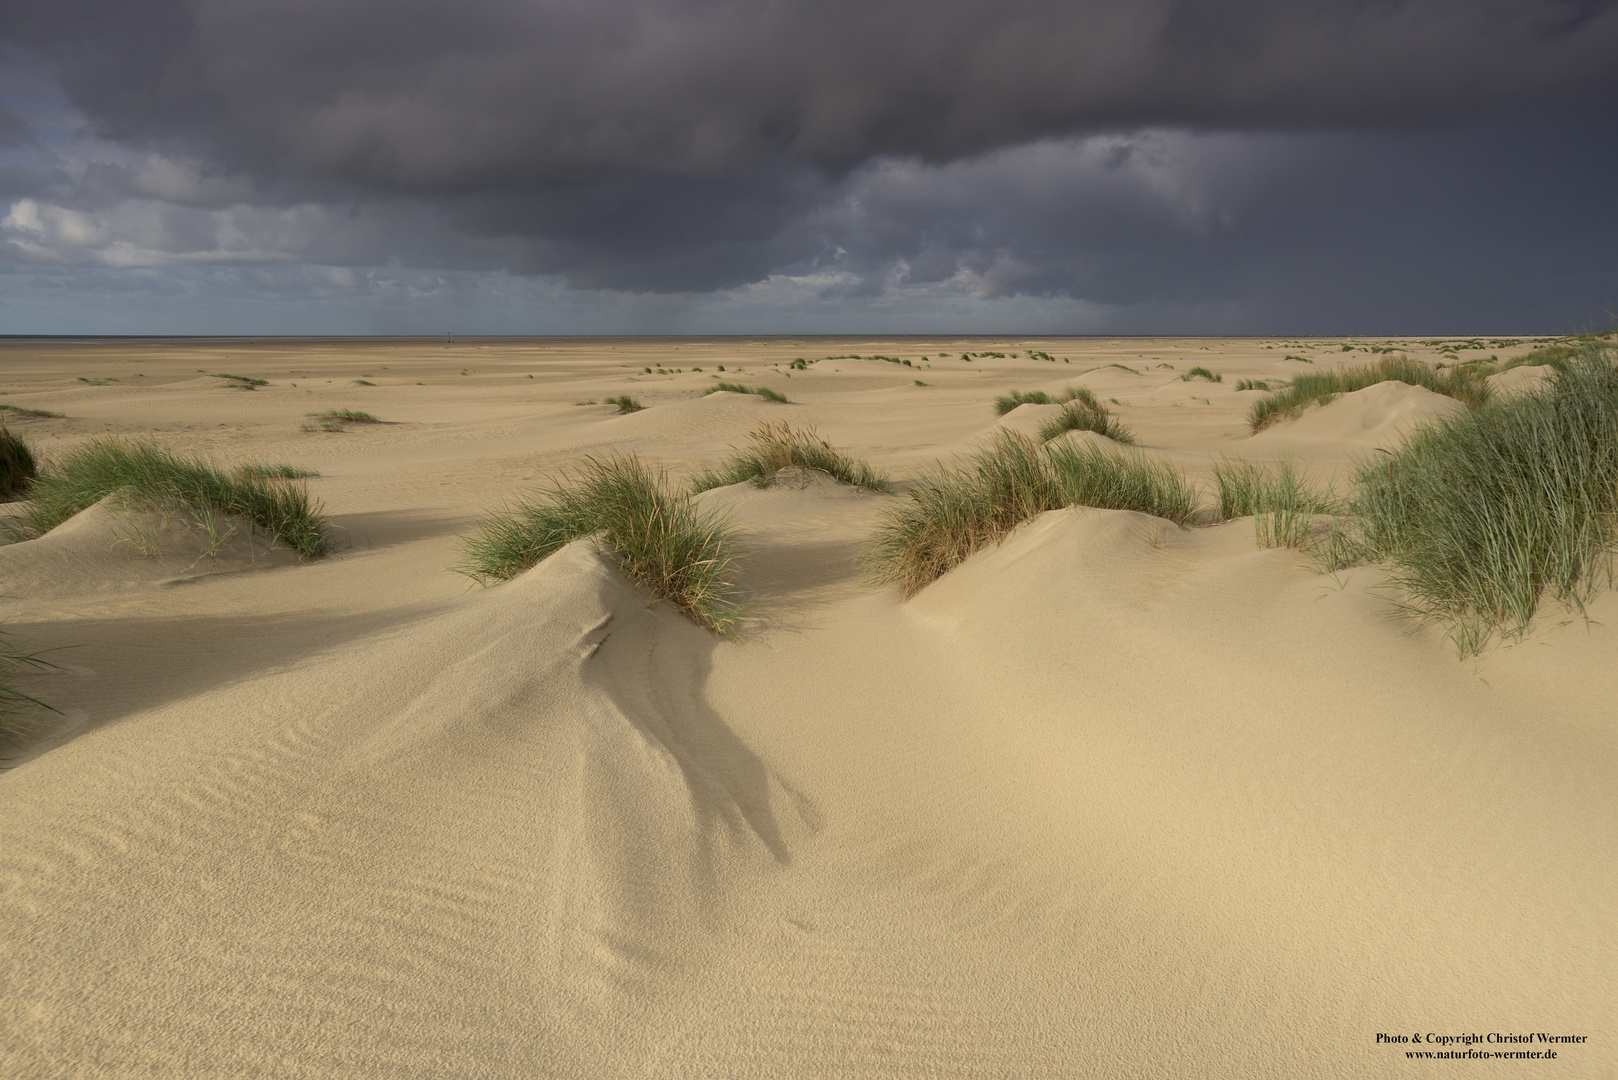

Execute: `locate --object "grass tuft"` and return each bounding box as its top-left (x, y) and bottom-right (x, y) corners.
top-left (232, 462), bottom-right (320, 481)
top-left (690, 422), bottom-right (888, 493)
top-left (604, 395), bottom-right (645, 413)
top-left (705, 382), bottom-right (789, 403)
top-left (0, 404), bottom-right (65, 419)
top-left (1329, 344), bottom-right (1618, 655)
top-left (1211, 458), bottom-right (1341, 548)
top-left (867, 431), bottom-right (1196, 596)
top-left (307, 409), bottom-right (380, 423)
top-left (993, 388), bottom-right (1057, 414)
top-left (456, 454), bottom-right (743, 635)
top-left (214, 373), bottom-right (268, 388)
top-left (1181, 366), bottom-right (1223, 383)
top-left (1248, 355), bottom-right (1490, 432)
top-left (1034, 387), bottom-right (1136, 444)
top-left (2, 423), bottom-right (37, 501)
top-left (4, 438), bottom-right (332, 558)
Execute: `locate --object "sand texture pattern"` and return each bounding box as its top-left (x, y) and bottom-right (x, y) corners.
top-left (1, 337), bottom-right (1613, 1078)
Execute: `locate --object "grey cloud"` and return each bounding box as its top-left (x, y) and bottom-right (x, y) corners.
top-left (0, 98), bottom-right (29, 146)
top-left (2, 0), bottom-right (1615, 334)
top-left (5, 0), bottom-right (1617, 190)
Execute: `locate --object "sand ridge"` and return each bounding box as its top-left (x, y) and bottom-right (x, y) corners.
top-left (1, 336), bottom-right (1613, 1078)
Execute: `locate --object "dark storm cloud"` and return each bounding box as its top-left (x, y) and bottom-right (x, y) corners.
top-left (4, 0), bottom-right (1616, 186)
top-left (0, 99), bottom-right (30, 147)
top-left (2, 0), bottom-right (1615, 331)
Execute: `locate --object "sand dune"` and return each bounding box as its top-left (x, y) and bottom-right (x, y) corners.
top-left (1, 337), bottom-right (1612, 1078)
top-left (1249, 380), bottom-right (1468, 459)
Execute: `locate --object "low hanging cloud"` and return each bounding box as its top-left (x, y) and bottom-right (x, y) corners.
top-left (1, 0), bottom-right (1616, 332)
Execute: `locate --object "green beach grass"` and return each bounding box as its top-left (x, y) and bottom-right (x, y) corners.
top-left (868, 431), bottom-right (1195, 596)
top-left (1248, 355), bottom-right (1490, 432)
top-left (706, 382), bottom-right (789, 403)
top-left (1211, 458), bottom-right (1341, 549)
top-left (691, 422), bottom-right (887, 493)
top-left (1034, 387), bottom-right (1136, 445)
top-left (1, 423), bottom-right (37, 501)
top-left (4, 438), bottom-right (332, 558)
top-left (1330, 343), bottom-right (1618, 655)
top-left (457, 454), bottom-right (744, 635)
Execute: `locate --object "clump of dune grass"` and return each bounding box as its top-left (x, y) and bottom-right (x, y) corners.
top-left (1330, 345), bottom-right (1618, 656)
top-left (705, 382), bottom-right (789, 403)
top-left (456, 454), bottom-right (743, 635)
top-left (1, 633), bottom-right (59, 750)
top-left (994, 384), bottom-right (1126, 427)
top-left (1211, 458), bottom-right (1341, 548)
top-left (1470, 334), bottom-right (1613, 374)
top-left (1441, 334), bottom-right (1615, 379)
top-left (992, 388), bottom-right (1058, 414)
top-left (5, 438), bottom-right (332, 558)
top-left (604, 395), bottom-right (644, 413)
top-left (308, 409), bottom-right (380, 423)
top-left (690, 422), bottom-right (888, 493)
top-left (214, 373), bottom-right (267, 388)
top-left (1248, 355), bottom-right (1491, 432)
top-left (2, 423), bottom-right (37, 501)
top-left (0, 404), bottom-right (64, 419)
top-left (1044, 438), bottom-right (1198, 525)
top-left (1035, 388), bottom-right (1136, 445)
top-left (232, 462), bottom-right (320, 481)
top-left (1180, 366), bottom-right (1223, 383)
top-left (867, 431), bottom-right (1196, 596)
top-left (1235, 378), bottom-right (1275, 392)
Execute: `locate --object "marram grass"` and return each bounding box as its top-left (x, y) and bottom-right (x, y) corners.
top-left (705, 382), bottom-right (789, 403)
top-left (232, 462), bottom-right (320, 481)
top-left (1248, 355), bottom-right (1491, 432)
top-left (1211, 458), bottom-right (1342, 549)
top-left (1, 632), bottom-right (58, 749)
top-left (867, 431), bottom-right (1196, 596)
top-left (690, 422), bottom-right (887, 493)
top-left (457, 454), bottom-right (744, 636)
top-left (1, 423), bottom-right (37, 501)
top-left (4, 438), bottom-right (332, 558)
top-left (1034, 387), bottom-right (1136, 445)
top-left (1330, 344), bottom-right (1618, 656)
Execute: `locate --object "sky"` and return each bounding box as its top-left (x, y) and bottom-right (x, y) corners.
top-left (1, 0), bottom-right (1615, 336)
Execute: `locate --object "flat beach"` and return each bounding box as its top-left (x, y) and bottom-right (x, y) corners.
top-left (2, 337), bottom-right (1613, 1077)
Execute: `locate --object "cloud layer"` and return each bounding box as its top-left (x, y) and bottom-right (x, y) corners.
top-left (2, 1), bottom-right (1616, 332)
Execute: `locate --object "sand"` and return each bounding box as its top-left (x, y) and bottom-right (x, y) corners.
top-left (1, 337), bottom-right (1613, 1078)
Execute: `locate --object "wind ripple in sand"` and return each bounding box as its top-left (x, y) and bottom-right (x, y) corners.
top-left (1, 544), bottom-right (804, 1077)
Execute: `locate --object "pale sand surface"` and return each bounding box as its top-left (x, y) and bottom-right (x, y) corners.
top-left (2, 337), bottom-right (1613, 1078)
